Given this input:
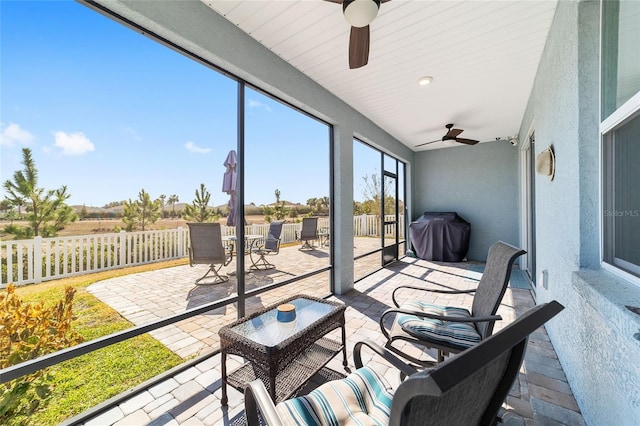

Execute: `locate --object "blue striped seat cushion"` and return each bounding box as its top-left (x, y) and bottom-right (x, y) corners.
top-left (396, 301), bottom-right (480, 349)
top-left (275, 366), bottom-right (393, 425)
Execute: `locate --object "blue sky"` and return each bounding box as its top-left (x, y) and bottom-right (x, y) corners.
top-left (0, 1), bottom-right (367, 208)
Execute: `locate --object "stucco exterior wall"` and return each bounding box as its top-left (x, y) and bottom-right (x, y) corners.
top-left (412, 140), bottom-right (519, 261)
top-left (520, 1), bottom-right (640, 423)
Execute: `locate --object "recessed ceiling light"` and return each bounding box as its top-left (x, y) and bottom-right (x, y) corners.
top-left (417, 76), bottom-right (433, 86)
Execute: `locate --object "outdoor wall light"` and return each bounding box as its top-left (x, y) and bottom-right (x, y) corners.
top-left (535, 146), bottom-right (555, 181)
top-left (343, 0), bottom-right (380, 28)
top-left (417, 76), bottom-right (433, 86)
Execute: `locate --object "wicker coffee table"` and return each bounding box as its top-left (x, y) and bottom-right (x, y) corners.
top-left (218, 295), bottom-right (348, 405)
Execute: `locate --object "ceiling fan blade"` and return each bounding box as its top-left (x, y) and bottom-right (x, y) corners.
top-left (454, 138), bottom-right (480, 145)
top-left (349, 26), bottom-right (370, 69)
top-left (446, 128), bottom-right (464, 138)
top-left (415, 139), bottom-right (441, 147)
top-left (322, 0), bottom-right (343, 3)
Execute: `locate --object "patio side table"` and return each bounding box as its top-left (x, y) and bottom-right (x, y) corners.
top-left (218, 295), bottom-right (348, 405)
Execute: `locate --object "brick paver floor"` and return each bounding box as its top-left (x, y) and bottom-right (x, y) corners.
top-left (80, 251), bottom-right (585, 425)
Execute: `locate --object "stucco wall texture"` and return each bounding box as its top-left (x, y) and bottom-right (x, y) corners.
top-left (520, 1), bottom-right (640, 424)
top-left (413, 140), bottom-right (520, 262)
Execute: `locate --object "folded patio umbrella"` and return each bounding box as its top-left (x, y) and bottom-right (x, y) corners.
top-left (222, 149), bottom-right (237, 226)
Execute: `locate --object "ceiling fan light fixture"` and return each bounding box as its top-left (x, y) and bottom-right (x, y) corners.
top-left (442, 139), bottom-right (457, 146)
top-left (343, 0), bottom-right (380, 28)
top-left (417, 76), bottom-right (433, 86)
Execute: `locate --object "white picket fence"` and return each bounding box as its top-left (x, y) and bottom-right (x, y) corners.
top-left (1, 215), bottom-right (403, 287)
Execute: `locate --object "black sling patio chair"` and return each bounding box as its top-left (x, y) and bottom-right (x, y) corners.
top-left (295, 217), bottom-right (319, 250)
top-left (245, 301), bottom-right (564, 426)
top-left (380, 241), bottom-right (526, 365)
top-left (249, 220), bottom-right (284, 270)
top-left (187, 222), bottom-right (232, 285)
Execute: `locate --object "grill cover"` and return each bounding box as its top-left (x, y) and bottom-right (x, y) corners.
top-left (410, 212), bottom-right (470, 261)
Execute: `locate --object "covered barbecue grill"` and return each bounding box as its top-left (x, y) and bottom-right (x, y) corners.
top-left (410, 212), bottom-right (470, 262)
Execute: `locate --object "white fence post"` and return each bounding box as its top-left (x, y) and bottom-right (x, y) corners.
top-left (178, 227), bottom-right (185, 258)
top-left (119, 231), bottom-right (126, 267)
top-left (33, 236), bottom-right (43, 284)
top-left (3, 242), bottom-right (13, 286)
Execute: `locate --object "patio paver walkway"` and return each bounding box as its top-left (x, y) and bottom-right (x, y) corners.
top-left (80, 253), bottom-right (585, 425)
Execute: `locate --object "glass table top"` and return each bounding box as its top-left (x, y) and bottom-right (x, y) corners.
top-left (230, 298), bottom-right (336, 347)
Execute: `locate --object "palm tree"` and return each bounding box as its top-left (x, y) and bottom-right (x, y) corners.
top-left (158, 194), bottom-right (166, 218)
top-left (306, 197), bottom-right (318, 213)
top-left (168, 194), bottom-right (179, 217)
top-left (320, 196), bottom-right (330, 213)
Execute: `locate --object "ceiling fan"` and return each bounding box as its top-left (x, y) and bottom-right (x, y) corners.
top-left (324, 0), bottom-right (391, 69)
top-left (415, 124), bottom-right (480, 147)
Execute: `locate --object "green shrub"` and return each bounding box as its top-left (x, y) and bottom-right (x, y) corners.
top-left (0, 284), bottom-right (84, 420)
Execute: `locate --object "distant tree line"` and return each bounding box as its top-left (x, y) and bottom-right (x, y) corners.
top-left (2, 151), bottom-right (392, 238)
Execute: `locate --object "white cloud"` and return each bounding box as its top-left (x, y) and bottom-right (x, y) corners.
top-left (185, 141), bottom-right (211, 154)
top-left (53, 131), bottom-right (95, 156)
top-left (122, 126), bottom-right (142, 141)
top-left (247, 99), bottom-right (272, 112)
top-left (0, 123), bottom-right (35, 147)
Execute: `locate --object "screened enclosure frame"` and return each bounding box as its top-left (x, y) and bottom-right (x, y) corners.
top-left (2, 0), bottom-right (336, 390)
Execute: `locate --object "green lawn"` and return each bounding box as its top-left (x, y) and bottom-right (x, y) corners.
top-left (4, 260), bottom-right (188, 426)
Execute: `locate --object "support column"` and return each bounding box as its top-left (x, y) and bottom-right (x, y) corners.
top-left (332, 123), bottom-right (355, 295)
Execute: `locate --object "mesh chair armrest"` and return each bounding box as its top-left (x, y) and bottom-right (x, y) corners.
top-left (354, 340), bottom-right (419, 378)
top-left (392, 284), bottom-right (475, 307)
top-left (244, 379), bottom-right (283, 426)
top-left (252, 238), bottom-right (281, 254)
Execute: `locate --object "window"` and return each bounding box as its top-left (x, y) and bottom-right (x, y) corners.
top-left (601, 0), bottom-right (640, 280)
top-left (601, 0), bottom-right (640, 120)
top-left (603, 113), bottom-right (640, 278)
top-left (243, 86), bottom-right (332, 299)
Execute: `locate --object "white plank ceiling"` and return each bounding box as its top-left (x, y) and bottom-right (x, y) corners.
top-left (203, 0), bottom-right (558, 151)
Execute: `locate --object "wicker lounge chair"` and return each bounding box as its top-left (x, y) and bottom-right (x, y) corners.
top-left (245, 301), bottom-right (564, 426)
top-left (380, 241), bottom-right (526, 365)
top-left (187, 222), bottom-right (232, 285)
top-left (249, 220), bottom-right (284, 270)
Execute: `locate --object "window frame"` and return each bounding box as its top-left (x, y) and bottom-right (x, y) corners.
top-left (352, 138), bottom-right (407, 282)
top-left (599, 0), bottom-right (640, 285)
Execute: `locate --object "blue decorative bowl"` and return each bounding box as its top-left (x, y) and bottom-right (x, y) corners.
top-left (276, 303), bottom-right (296, 322)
